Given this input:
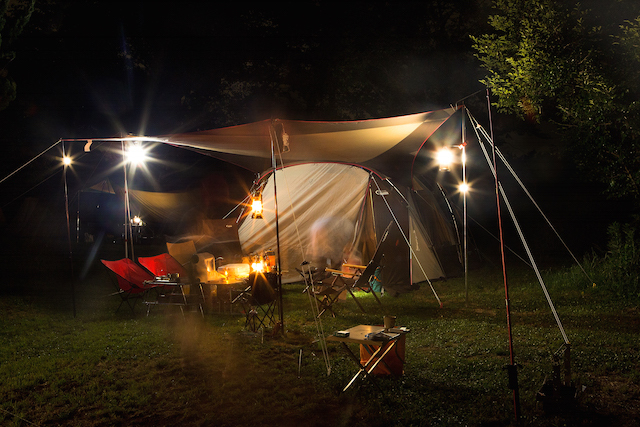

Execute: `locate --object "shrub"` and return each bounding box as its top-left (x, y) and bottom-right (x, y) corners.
top-left (590, 223), bottom-right (640, 299)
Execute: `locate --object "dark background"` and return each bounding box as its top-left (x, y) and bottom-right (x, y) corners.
top-left (0, 1), bottom-right (633, 273)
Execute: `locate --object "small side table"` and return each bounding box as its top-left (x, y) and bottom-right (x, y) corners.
top-left (327, 324), bottom-right (409, 391)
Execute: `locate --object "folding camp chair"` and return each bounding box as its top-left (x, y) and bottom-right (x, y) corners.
top-left (101, 258), bottom-right (160, 314)
top-left (320, 222), bottom-right (392, 314)
top-left (232, 272), bottom-right (278, 332)
top-left (139, 252), bottom-right (189, 280)
top-left (347, 224), bottom-right (390, 304)
top-left (138, 253), bottom-right (205, 317)
top-left (312, 274), bottom-right (349, 317)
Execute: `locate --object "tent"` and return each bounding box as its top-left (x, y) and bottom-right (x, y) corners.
top-left (156, 107), bottom-right (465, 292)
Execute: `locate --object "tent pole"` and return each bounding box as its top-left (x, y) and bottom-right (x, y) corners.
top-left (379, 178), bottom-right (442, 307)
top-left (76, 190), bottom-right (80, 244)
top-left (121, 141), bottom-right (134, 260)
top-left (62, 142), bottom-right (76, 318)
top-left (270, 125), bottom-right (284, 332)
top-left (462, 106), bottom-right (468, 305)
top-left (487, 89), bottom-right (521, 421)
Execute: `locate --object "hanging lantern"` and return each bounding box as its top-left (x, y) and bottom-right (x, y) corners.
top-left (436, 147), bottom-right (454, 171)
top-left (251, 195), bottom-right (263, 219)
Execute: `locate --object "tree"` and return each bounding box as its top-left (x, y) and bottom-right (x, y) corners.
top-left (0, 0), bottom-right (35, 111)
top-left (472, 0), bottom-right (640, 202)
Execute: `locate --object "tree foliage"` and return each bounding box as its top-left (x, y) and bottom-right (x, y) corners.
top-left (0, 0), bottom-right (35, 111)
top-left (472, 0), bottom-right (640, 202)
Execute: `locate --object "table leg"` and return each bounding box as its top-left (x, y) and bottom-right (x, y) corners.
top-left (363, 341), bottom-right (398, 376)
top-left (339, 341), bottom-right (399, 392)
top-left (361, 343), bottom-right (395, 375)
top-left (340, 342), bottom-right (372, 392)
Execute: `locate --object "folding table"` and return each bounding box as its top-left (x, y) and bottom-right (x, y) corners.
top-left (327, 324), bottom-right (409, 392)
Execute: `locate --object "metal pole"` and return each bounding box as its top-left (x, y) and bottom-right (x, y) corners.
top-left (62, 143), bottom-right (76, 318)
top-left (121, 141), bottom-right (134, 260)
top-left (76, 191), bottom-right (80, 244)
top-left (487, 89), bottom-right (521, 420)
top-left (462, 106), bottom-right (468, 304)
top-left (270, 126), bottom-right (284, 331)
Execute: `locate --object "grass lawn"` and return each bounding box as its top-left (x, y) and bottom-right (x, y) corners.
top-left (1, 255), bottom-right (639, 426)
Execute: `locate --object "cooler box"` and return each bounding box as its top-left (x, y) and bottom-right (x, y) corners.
top-left (359, 334), bottom-right (406, 376)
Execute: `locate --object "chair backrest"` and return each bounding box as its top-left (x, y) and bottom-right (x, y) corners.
top-left (353, 221), bottom-right (393, 288)
top-left (249, 272), bottom-right (278, 306)
top-left (166, 240), bottom-right (197, 266)
top-left (138, 253), bottom-right (189, 278)
top-left (101, 258), bottom-right (154, 294)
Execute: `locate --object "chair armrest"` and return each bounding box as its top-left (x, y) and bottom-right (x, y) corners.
top-left (342, 263), bottom-right (367, 270)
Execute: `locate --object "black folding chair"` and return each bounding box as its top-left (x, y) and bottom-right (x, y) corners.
top-left (232, 272), bottom-right (278, 332)
top-left (318, 221), bottom-right (392, 315)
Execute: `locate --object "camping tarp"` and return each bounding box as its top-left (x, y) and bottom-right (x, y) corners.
top-left (162, 108), bottom-right (460, 187)
top-left (154, 107), bottom-right (464, 291)
top-left (78, 107), bottom-right (465, 291)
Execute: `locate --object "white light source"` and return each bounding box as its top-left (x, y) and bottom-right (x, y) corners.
top-left (62, 156), bottom-right (72, 166)
top-left (436, 147), bottom-right (454, 171)
top-left (126, 142), bottom-right (147, 165)
top-left (459, 182), bottom-right (470, 193)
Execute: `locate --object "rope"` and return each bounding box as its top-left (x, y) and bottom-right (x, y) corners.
top-left (2, 169), bottom-right (59, 208)
top-left (467, 214), bottom-right (533, 268)
top-left (0, 139), bottom-right (61, 186)
top-left (0, 407), bottom-right (39, 426)
top-left (472, 118), bottom-right (570, 345)
top-left (468, 111), bottom-right (594, 284)
top-left (269, 124), bottom-right (332, 375)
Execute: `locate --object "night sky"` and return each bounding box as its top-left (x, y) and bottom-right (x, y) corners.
top-left (0, 1), bottom-right (634, 257)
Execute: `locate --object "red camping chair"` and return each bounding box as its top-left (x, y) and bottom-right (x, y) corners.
top-left (138, 253), bottom-right (204, 316)
top-left (101, 258), bottom-right (158, 314)
top-left (138, 253), bottom-right (189, 279)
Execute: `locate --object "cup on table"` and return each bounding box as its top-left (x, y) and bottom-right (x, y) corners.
top-left (383, 315), bottom-right (396, 331)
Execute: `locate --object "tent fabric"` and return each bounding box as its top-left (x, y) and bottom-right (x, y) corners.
top-left (239, 163), bottom-right (372, 278)
top-left (163, 107), bottom-right (460, 187)
top-left (152, 107), bottom-right (465, 292)
top-left (237, 163), bottom-right (461, 290)
top-left (85, 108), bottom-right (464, 292)
top-left (125, 187), bottom-right (202, 223)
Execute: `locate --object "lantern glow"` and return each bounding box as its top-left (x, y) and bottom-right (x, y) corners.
top-left (251, 197), bottom-right (263, 219)
top-left (436, 147), bottom-right (454, 171)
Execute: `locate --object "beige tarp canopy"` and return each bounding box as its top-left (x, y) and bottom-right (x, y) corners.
top-left (161, 107), bottom-right (460, 186)
top-left (82, 107), bottom-right (463, 291)
top-left (153, 107), bottom-right (464, 290)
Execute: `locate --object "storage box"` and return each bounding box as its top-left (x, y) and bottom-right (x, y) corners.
top-left (359, 334), bottom-right (406, 376)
